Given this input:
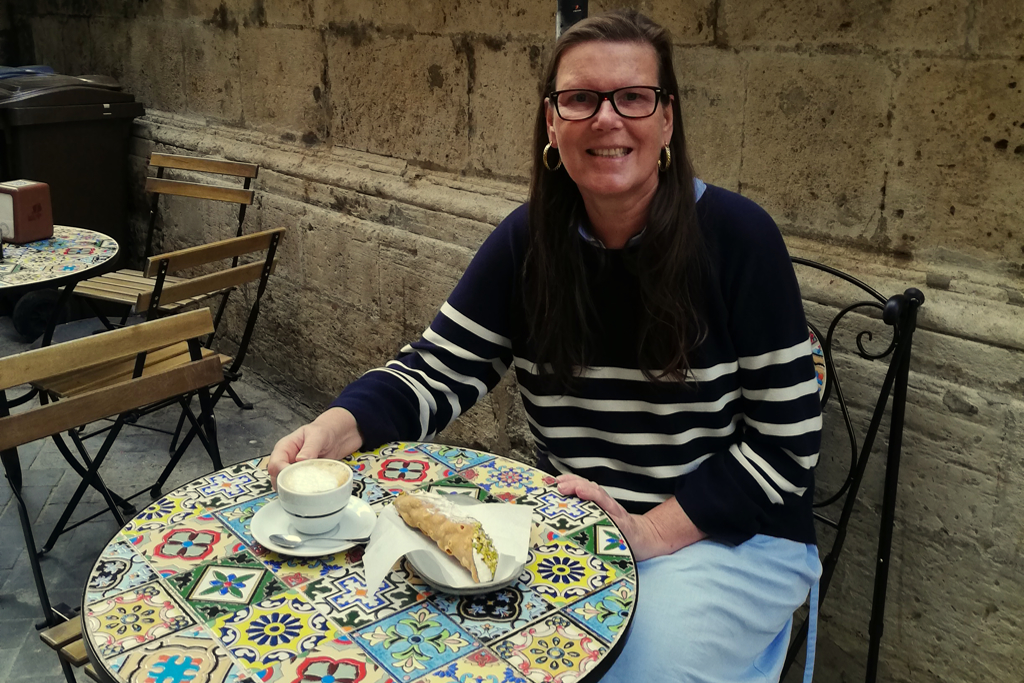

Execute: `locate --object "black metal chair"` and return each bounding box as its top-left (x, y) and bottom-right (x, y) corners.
top-left (783, 258), bottom-right (924, 682)
top-left (0, 308), bottom-right (223, 644)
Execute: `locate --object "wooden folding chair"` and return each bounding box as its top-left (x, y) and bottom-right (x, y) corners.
top-left (35, 227), bottom-right (284, 501)
top-left (72, 152), bottom-right (258, 329)
top-left (0, 309), bottom-right (223, 637)
top-left (782, 259), bottom-right (925, 682)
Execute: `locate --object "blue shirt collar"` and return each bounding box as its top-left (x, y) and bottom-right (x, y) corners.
top-left (577, 178), bottom-right (707, 249)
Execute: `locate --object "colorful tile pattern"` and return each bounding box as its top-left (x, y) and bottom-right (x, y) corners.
top-left (460, 459), bottom-right (557, 503)
top-left (429, 575), bottom-right (557, 644)
top-left (108, 626), bottom-right (246, 683)
top-left (425, 647), bottom-right (527, 683)
top-left (135, 511), bottom-right (248, 577)
top-left (518, 490), bottom-right (605, 534)
top-left (565, 520), bottom-right (635, 575)
top-left (85, 582), bottom-right (194, 658)
top-left (356, 604), bottom-right (480, 681)
top-left (86, 541), bottom-right (160, 603)
top-left (564, 579), bottom-right (636, 645)
top-left (82, 445), bottom-right (635, 683)
top-left (491, 615), bottom-right (606, 683)
top-left (411, 443), bottom-right (496, 471)
top-left (300, 563), bottom-right (430, 632)
top-left (0, 226), bottom-right (118, 288)
top-left (167, 549), bottom-right (290, 623)
top-left (212, 591), bottom-right (338, 669)
top-left (253, 634), bottom-right (393, 683)
top-left (524, 540), bottom-right (618, 607)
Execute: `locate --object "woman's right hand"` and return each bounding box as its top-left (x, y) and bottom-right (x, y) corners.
top-left (267, 407), bottom-right (364, 489)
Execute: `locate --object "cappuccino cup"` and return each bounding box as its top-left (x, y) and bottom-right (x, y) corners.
top-left (276, 459), bottom-right (353, 535)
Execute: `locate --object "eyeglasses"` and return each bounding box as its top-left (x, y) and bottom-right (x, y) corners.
top-left (548, 86), bottom-right (666, 121)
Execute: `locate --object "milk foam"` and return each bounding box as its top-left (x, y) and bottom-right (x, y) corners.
top-left (281, 460), bottom-right (349, 493)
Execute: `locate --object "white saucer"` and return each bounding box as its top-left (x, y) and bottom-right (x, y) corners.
top-left (251, 498), bottom-right (377, 557)
top-left (406, 547), bottom-right (524, 595)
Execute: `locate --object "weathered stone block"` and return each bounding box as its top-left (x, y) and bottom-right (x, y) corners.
top-left (122, 19), bottom-right (187, 112)
top-left (434, 0), bottom-right (550, 37)
top-left (326, 32), bottom-right (470, 169)
top-left (314, 0), bottom-right (446, 33)
top-left (55, 17), bottom-right (92, 74)
top-left (27, 17), bottom-right (65, 72)
top-left (593, 0), bottom-right (715, 44)
top-left (181, 23), bottom-right (242, 123)
top-left (674, 47), bottom-right (746, 190)
top-left (188, 0), bottom-right (252, 29)
top-left (468, 38), bottom-right (545, 180)
top-left (720, 0), bottom-right (970, 54)
top-left (300, 201), bottom-right (385, 314)
top-left (740, 52), bottom-right (893, 243)
top-left (376, 226), bottom-right (475, 337)
top-left (886, 59), bottom-right (1024, 265)
top-left (972, 0), bottom-right (1024, 57)
top-left (239, 26), bottom-right (328, 142)
top-left (85, 18), bottom-right (131, 84)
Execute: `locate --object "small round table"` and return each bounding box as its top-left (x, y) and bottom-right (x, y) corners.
top-left (82, 442), bottom-right (638, 683)
top-left (0, 225), bottom-right (118, 291)
top-left (1, 225), bottom-right (119, 346)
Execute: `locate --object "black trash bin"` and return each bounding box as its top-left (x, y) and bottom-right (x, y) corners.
top-left (0, 68), bottom-right (145, 338)
top-left (0, 68), bottom-right (145, 257)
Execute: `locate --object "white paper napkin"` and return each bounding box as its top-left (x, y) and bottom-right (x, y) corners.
top-left (363, 494), bottom-right (533, 595)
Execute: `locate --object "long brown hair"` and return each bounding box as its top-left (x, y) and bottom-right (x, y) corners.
top-left (524, 9), bottom-right (708, 387)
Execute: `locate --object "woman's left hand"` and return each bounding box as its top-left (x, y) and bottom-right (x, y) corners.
top-left (555, 473), bottom-right (706, 562)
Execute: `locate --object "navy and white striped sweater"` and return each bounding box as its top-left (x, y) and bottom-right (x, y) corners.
top-left (332, 184), bottom-right (821, 545)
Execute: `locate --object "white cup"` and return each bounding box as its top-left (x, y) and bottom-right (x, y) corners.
top-left (276, 459), bottom-right (354, 535)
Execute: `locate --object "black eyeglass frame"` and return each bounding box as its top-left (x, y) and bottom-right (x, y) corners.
top-left (547, 86), bottom-right (669, 121)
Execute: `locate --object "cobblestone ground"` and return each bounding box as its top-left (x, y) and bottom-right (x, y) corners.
top-left (0, 316), bottom-right (315, 682)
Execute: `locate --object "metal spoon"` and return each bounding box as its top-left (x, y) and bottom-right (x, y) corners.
top-left (268, 533), bottom-right (369, 549)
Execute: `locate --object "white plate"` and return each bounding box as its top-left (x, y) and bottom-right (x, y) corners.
top-left (251, 497), bottom-right (377, 557)
top-left (403, 494), bottom-right (525, 595)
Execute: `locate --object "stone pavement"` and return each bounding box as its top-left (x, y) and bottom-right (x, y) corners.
top-left (0, 316), bottom-right (316, 682)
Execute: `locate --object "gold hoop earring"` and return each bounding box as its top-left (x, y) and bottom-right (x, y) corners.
top-left (658, 145), bottom-right (671, 172)
top-left (543, 143), bottom-right (562, 171)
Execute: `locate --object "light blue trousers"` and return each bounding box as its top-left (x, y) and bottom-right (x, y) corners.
top-left (600, 535), bottom-right (822, 683)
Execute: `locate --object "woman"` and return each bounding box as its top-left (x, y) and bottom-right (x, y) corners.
top-left (270, 10), bottom-right (822, 682)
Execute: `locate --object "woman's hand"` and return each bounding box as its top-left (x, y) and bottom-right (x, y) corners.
top-left (268, 407), bottom-right (363, 489)
top-left (556, 473), bottom-right (706, 562)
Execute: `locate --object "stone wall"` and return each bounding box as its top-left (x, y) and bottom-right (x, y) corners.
top-left (10, 1), bottom-right (1024, 681)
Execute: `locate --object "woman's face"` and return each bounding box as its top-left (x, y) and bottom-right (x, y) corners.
top-left (546, 41), bottom-right (673, 210)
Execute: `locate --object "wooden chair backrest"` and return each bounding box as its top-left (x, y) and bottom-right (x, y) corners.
top-left (145, 153), bottom-right (258, 206)
top-left (0, 309), bottom-right (222, 452)
top-left (135, 228), bottom-right (284, 313)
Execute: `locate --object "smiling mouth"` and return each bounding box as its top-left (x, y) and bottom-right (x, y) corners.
top-left (587, 147), bottom-right (632, 158)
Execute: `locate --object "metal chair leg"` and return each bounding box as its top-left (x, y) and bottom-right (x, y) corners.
top-left (2, 449), bottom-right (59, 629)
top-left (224, 382), bottom-right (253, 410)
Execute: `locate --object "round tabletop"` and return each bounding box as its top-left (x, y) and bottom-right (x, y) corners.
top-left (0, 225), bottom-right (118, 290)
top-left (82, 442), bottom-right (638, 683)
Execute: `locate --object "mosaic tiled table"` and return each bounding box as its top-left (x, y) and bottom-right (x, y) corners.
top-left (0, 225), bottom-right (118, 290)
top-left (83, 442), bottom-right (638, 683)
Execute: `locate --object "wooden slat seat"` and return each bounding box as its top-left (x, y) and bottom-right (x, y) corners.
top-left (59, 638), bottom-right (89, 667)
top-left (70, 269), bottom-right (203, 310)
top-left (40, 616), bottom-right (83, 649)
top-left (71, 152), bottom-right (259, 323)
top-left (36, 342), bottom-right (230, 398)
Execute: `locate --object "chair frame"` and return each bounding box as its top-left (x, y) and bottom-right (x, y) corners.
top-left (79, 152), bottom-right (259, 351)
top-left (0, 309), bottom-right (223, 633)
top-left (783, 258), bottom-right (924, 682)
top-left (42, 228), bottom-right (283, 501)
top-left (140, 227), bottom-right (283, 494)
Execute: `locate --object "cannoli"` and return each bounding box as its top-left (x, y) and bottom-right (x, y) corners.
top-left (393, 492), bottom-right (498, 583)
